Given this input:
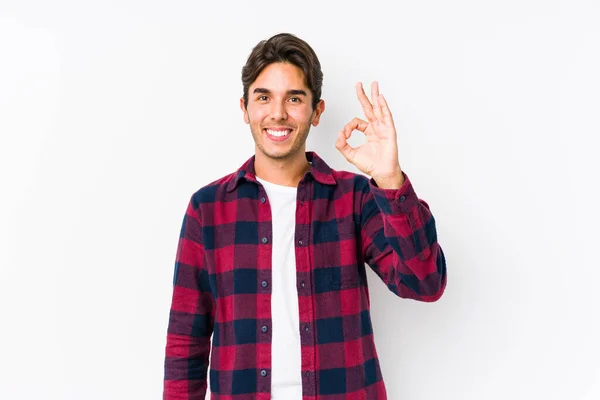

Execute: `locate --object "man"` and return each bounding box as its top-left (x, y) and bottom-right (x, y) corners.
top-left (163, 33), bottom-right (447, 400)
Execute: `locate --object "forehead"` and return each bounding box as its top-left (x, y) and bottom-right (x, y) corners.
top-left (251, 62), bottom-right (308, 90)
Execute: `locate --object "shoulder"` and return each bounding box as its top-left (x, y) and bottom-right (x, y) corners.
top-left (188, 171), bottom-right (237, 209)
top-left (331, 168), bottom-right (372, 196)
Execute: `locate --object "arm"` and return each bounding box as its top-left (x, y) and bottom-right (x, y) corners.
top-left (360, 172), bottom-right (447, 301)
top-left (336, 82), bottom-right (446, 301)
top-left (163, 197), bottom-right (214, 399)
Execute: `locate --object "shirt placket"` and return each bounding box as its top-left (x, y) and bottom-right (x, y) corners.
top-left (256, 183), bottom-right (273, 399)
top-left (296, 179), bottom-right (316, 398)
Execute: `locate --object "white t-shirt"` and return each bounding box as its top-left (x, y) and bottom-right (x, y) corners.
top-left (256, 176), bottom-right (302, 400)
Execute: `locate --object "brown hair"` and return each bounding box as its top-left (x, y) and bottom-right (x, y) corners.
top-left (241, 33), bottom-right (323, 110)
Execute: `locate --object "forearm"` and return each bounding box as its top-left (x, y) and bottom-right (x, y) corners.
top-left (362, 172), bottom-right (447, 301)
top-left (164, 331), bottom-right (211, 399)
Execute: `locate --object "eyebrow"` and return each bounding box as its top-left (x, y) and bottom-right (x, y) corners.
top-left (253, 88), bottom-right (308, 96)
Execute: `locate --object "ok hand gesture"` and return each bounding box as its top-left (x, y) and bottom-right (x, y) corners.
top-left (336, 82), bottom-right (405, 189)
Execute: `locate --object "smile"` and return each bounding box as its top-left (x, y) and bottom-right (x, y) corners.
top-left (264, 128), bottom-right (293, 142)
top-left (265, 128), bottom-right (292, 137)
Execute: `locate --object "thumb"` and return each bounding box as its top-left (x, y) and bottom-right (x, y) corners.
top-left (335, 130), bottom-right (356, 163)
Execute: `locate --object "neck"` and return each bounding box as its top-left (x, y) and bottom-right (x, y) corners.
top-left (254, 148), bottom-right (311, 187)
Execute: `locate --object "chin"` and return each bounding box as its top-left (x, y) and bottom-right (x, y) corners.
top-left (256, 142), bottom-right (294, 159)
top-left (262, 149), bottom-right (293, 160)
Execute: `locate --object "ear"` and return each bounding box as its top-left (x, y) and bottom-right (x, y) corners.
top-left (240, 97), bottom-right (249, 124)
top-left (310, 99), bottom-right (325, 127)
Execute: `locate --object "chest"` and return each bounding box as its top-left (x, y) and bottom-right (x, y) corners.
top-left (201, 181), bottom-right (365, 299)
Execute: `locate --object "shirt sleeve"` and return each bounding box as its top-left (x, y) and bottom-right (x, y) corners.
top-left (359, 171), bottom-right (447, 301)
top-left (163, 197), bottom-right (214, 399)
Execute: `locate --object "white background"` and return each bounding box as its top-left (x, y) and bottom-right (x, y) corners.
top-left (1, 1), bottom-right (599, 399)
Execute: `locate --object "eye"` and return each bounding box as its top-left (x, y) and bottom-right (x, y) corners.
top-left (289, 97), bottom-right (301, 103)
top-left (258, 95), bottom-right (268, 101)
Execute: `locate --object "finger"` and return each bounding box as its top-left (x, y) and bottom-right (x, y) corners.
top-left (371, 81), bottom-right (384, 121)
top-left (335, 130), bottom-right (357, 162)
top-left (342, 117), bottom-right (369, 138)
top-left (378, 94), bottom-right (394, 125)
top-left (355, 82), bottom-right (376, 122)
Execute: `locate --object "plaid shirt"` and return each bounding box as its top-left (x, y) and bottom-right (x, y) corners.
top-left (164, 151), bottom-right (447, 400)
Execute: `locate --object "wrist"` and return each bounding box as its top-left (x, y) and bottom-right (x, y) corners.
top-left (373, 169), bottom-right (404, 189)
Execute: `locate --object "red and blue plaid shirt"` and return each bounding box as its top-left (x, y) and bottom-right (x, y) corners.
top-left (164, 151), bottom-right (447, 399)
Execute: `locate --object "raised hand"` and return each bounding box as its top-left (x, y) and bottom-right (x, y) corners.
top-left (335, 81), bottom-right (404, 189)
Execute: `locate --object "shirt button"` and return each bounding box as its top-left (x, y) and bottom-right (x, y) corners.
top-left (261, 237), bottom-right (268, 244)
top-left (304, 371), bottom-right (311, 377)
top-left (304, 325), bottom-right (310, 332)
top-left (261, 325), bottom-right (268, 333)
top-left (298, 240), bottom-right (303, 246)
top-left (399, 195), bottom-right (406, 202)
top-left (300, 281), bottom-right (306, 288)
top-left (261, 197), bottom-right (266, 203)
top-left (261, 369), bottom-right (267, 377)
top-left (261, 280), bottom-right (268, 288)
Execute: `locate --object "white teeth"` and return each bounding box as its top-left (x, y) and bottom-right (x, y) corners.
top-left (266, 129), bottom-right (291, 137)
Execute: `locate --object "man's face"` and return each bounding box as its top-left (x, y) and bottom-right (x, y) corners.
top-left (241, 62), bottom-right (325, 160)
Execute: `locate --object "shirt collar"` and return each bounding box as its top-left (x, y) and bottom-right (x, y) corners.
top-left (226, 151), bottom-right (337, 192)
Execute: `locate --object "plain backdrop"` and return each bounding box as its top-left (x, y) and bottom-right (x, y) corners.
top-left (1, 1), bottom-right (599, 399)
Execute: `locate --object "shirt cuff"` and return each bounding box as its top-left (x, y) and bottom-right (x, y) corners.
top-left (369, 171), bottom-right (419, 215)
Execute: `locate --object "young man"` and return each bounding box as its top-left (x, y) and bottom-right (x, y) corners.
top-left (163, 33), bottom-right (447, 400)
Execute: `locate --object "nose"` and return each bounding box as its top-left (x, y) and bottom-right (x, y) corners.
top-left (269, 100), bottom-right (288, 120)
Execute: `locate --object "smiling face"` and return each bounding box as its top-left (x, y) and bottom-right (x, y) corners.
top-left (240, 62), bottom-right (325, 161)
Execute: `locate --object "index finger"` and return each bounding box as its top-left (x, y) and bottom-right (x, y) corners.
top-left (355, 82), bottom-right (376, 122)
